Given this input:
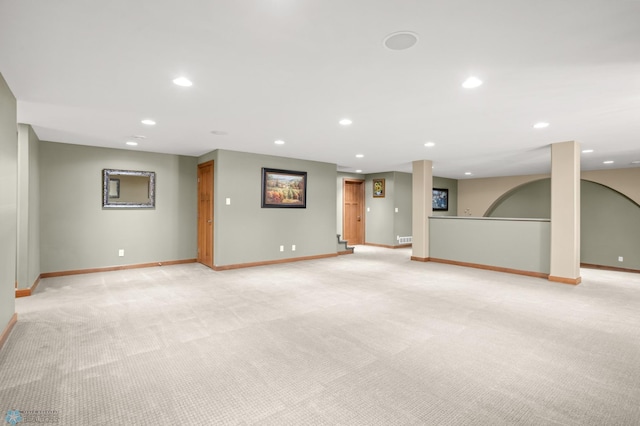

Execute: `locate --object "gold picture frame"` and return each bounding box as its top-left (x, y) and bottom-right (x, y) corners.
top-left (373, 178), bottom-right (385, 198)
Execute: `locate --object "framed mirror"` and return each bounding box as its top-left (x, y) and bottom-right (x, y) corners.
top-left (102, 169), bottom-right (156, 208)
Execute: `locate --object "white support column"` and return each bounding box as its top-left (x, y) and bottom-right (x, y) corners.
top-left (549, 141), bottom-right (581, 284)
top-left (411, 160), bottom-right (433, 261)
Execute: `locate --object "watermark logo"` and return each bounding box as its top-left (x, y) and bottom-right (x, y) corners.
top-left (4, 410), bottom-right (59, 424)
top-left (5, 410), bottom-right (22, 425)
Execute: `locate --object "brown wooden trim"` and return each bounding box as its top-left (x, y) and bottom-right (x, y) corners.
top-left (548, 275), bottom-right (582, 285)
top-left (365, 242), bottom-right (412, 249)
top-left (0, 313), bottom-right (18, 350)
top-left (31, 275), bottom-right (41, 293)
top-left (15, 275), bottom-right (41, 298)
top-left (338, 250), bottom-right (353, 256)
top-left (581, 263), bottom-right (640, 274)
top-left (15, 288), bottom-right (31, 298)
top-left (394, 244), bottom-right (412, 249)
top-left (411, 256), bottom-right (430, 262)
top-left (213, 253), bottom-right (337, 271)
top-left (40, 259), bottom-right (197, 278)
top-left (429, 257), bottom-right (549, 279)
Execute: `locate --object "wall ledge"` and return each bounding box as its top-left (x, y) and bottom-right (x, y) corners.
top-left (0, 313), bottom-right (17, 351)
top-left (213, 253), bottom-right (337, 271)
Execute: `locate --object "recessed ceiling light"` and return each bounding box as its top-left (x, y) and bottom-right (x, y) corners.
top-left (424, 142), bottom-right (436, 147)
top-left (274, 140), bottom-right (285, 145)
top-left (462, 77), bottom-right (483, 89)
top-left (125, 141), bottom-right (138, 146)
top-left (355, 154), bottom-right (364, 158)
top-left (582, 149), bottom-right (594, 153)
top-left (632, 160), bottom-right (640, 164)
top-left (603, 160), bottom-right (614, 164)
top-left (173, 77), bottom-right (193, 87)
top-left (356, 169), bottom-right (363, 173)
top-left (141, 119), bottom-right (156, 126)
top-left (383, 31), bottom-right (419, 51)
top-left (339, 118), bottom-right (352, 126)
top-left (210, 130), bottom-right (228, 136)
top-left (464, 172), bottom-right (473, 175)
top-left (132, 135), bottom-right (146, 139)
top-left (533, 122), bottom-right (550, 129)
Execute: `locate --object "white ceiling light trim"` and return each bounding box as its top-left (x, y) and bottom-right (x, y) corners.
top-left (533, 122), bottom-right (550, 129)
top-left (383, 31), bottom-right (419, 51)
top-left (462, 77), bottom-right (483, 89)
top-left (582, 149), bottom-right (594, 153)
top-left (173, 77), bottom-right (193, 87)
top-left (339, 118), bottom-right (352, 126)
top-left (141, 119), bottom-right (156, 126)
top-left (274, 140), bottom-right (285, 145)
top-left (126, 141), bottom-right (138, 146)
top-left (424, 141), bottom-right (436, 147)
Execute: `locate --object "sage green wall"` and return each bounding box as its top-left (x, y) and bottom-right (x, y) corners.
top-left (393, 172), bottom-right (412, 241)
top-left (487, 179), bottom-right (551, 218)
top-left (432, 176), bottom-right (458, 217)
top-left (363, 171), bottom-right (413, 246)
top-left (582, 181), bottom-right (640, 269)
top-left (40, 142), bottom-right (197, 273)
top-left (430, 217), bottom-right (551, 274)
top-left (200, 150), bottom-right (336, 267)
top-left (0, 73), bottom-right (17, 331)
top-left (17, 124), bottom-right (40, 289)
top-left (365, 172), bottom-right (396, 246)
top-left (487, 178), bottom-right (640, 270)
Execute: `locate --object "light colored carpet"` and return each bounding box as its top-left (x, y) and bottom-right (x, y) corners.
top-left (1, 246), bottom-right (640, 425)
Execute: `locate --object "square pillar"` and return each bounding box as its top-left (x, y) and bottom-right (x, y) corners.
top-left (549, 141), bottom-right (581, 284)
top-left (411, 160), bottom-right (432, 261)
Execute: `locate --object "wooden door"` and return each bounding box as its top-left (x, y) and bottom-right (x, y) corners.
top-left (197, 161), bottom-right (214, 268)
top-left (343, 179), bottom-right (365, 245)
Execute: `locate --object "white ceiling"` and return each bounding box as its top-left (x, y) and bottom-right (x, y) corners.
top-left (1, 0), bottom-right (639, 178)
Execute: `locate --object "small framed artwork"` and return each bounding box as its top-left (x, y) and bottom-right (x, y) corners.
top-left (261, 168), bottom-right (307, 208)
top-left (373, 178), bottom-right (385, 198)
top-left (433, 188), bottom-right (449, 211)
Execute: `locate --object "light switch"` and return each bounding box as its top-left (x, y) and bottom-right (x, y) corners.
top-left (395, 207), bottom-right (399, 213)
top-left (226, 198), bottom-right (231, 205)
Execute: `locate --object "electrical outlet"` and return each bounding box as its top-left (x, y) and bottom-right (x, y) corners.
top-left (292, 245), bottom-right (296, 251)
top-left (118, 249), bottom-right (124, 257)
top-left (618, 256), bottom-right (624, 262)
top-left (279, 245), bottom-right (284, 252)
top-left (395, 207), bottom-right (398, 213)
top-left (226, 198), bottom-right (231, 205)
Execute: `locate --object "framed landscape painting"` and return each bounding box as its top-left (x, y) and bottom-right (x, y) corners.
top-left (261, 168), bottom-right (307, 208)
top-left (433, 188), bottom-right (449, 211)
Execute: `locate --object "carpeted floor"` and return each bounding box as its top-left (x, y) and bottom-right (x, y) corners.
top-left (1, 246), bottom-right (639, 425)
